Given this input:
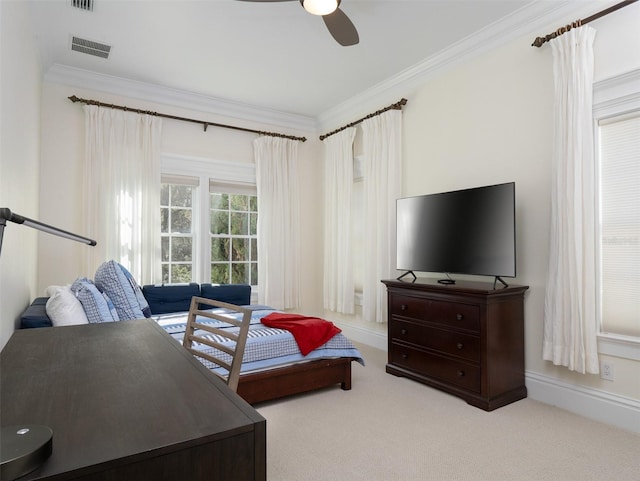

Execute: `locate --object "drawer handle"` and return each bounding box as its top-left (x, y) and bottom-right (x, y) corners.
top-left (401, 353), bottom-right (408, 359)
top-left (456, 313), bottom-right (464, 321)
top-left (401, 304), bottom-right (408, 311)
top-left (401, 329), bottom-right (408, 335)
top-left (456, 342), bottom-right (464, 350)
top-left (457, 370), bottom-right (465, 377)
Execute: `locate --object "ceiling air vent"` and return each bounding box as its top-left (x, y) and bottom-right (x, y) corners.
top-left (71, 0), bottom-right (94, 11)
top-left (71, 36), bottom-right (111, 59)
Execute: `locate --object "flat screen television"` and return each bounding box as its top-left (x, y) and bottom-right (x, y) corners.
top-left (396, 182), bottom-right (516, 286)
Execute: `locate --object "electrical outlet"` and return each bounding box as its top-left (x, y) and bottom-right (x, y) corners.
top-left (600, 361), bottom-right (614, 381)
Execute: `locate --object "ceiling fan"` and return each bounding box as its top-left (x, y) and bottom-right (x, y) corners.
top-left (236, 0), bottom-right (359, 46)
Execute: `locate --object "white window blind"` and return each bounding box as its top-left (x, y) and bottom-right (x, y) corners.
top-left (598, 111), bottom-right (640, 337)
top-left (209, 180), bottom-right (257, 196)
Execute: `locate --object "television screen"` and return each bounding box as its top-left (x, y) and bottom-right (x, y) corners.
top-left (396, 182), bottom-right (516, 280)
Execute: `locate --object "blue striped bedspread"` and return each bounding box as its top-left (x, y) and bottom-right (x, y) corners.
top-left (154, 306), bottom-right (365, 375)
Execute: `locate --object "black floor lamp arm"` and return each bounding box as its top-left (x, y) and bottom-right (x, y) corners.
top-left (0, 208), bottom-right (96, 256)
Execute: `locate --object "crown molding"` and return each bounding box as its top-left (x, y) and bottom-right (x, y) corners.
top-left (44, 63), bottom-right (317, 134)
top-left (44, 2), bottom-right (603, 137)
top-left (594, 68), bottom-right (640, 107)
top-left (317, 1), bottom-right (601, 131)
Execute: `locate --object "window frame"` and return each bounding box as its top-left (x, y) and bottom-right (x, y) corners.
top-left (593, 69), bottom-right (640, 361)
top-left (161, 153), bottom-right (257, 290)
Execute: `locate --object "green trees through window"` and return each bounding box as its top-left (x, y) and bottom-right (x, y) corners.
top-left (210, 193), bottom-right (258, 285)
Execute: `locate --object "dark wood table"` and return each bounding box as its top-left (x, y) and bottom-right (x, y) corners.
top-left (1, 319), bottom-right (266, 480)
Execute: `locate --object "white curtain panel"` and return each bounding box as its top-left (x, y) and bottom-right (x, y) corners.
top-left (323, 128), bottom-right (356, 313)
top-left (543, 26), bottom-right (599, 374)
top-left (83, 105), bottom-right (162, 284)
top-left (254, 136), bottom-right (300, 310)
top-left (361, 110), bottom-right (402, 323)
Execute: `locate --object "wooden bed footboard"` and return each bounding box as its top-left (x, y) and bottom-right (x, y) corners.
top-left (236, 357), bottom-right (356, 405)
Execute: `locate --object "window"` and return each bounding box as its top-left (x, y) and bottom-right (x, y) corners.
top-left (210, 191), bottom-right (258, 285)
top-left (160, 154), bottom-right (258, 287)
top-left (597, 111), bottom-right (640, 338)
top-left (593, 70), bottom-right (640, 360)
top-left (160, 177), bottom-right (196, 283)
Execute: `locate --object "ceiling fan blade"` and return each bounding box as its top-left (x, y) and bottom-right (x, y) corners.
top-left (322, 7), bottom-right (359, 46)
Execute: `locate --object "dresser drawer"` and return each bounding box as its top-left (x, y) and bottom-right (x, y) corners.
top-left (390, 319), bottom-right (480, 362)
top-left (390, 342), bottom-right (481, 393)
top-left (389, 294), bottom-right (480, 332)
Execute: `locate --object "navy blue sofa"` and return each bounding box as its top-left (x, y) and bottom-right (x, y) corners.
top-left (20, 283), bottom-right (252, 329)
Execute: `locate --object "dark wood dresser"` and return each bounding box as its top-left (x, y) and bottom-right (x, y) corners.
top-left (1, 318), bottom-right (266, 480)
top-left (382, 278), bottom-right (528, 411)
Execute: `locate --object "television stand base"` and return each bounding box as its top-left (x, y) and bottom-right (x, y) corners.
top-left (493, 276), bottom-right (509, 289)
top-left (397, 270), bottom-right (416, 281)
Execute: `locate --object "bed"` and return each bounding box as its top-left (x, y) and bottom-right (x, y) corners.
top-left (20, 276), bottom-right (365, 406)
top-left (155, 305), bottom-right (365, 404)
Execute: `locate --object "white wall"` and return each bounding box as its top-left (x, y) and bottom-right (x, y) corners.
top-left (37, 82), bottom-right (325, 315)
top-left (0, 1), bottom-right (42, 349)
top-left (399, 5), bottom-right (640, 413)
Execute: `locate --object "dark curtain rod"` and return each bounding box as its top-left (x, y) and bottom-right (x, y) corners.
top-left (68, 95), bottom-right (307, 142)
top-left (319, 98), bottom-right (408, 141)
top-left (531, 0), bottom-right (637, 47)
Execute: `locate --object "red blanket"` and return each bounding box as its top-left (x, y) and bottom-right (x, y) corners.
top-left (261, 312), bottom-right (342, 356)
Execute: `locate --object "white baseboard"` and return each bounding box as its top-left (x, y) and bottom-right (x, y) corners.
top-left (333, 323), bottom-right (639, 434)
top-left (334, 322), bottom-right (387, 351)
top-left (526, 371), bottom-right (640, 434)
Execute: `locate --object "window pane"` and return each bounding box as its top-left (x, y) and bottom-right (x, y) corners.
top-left (170, 208), bottom-right (192, 233)
top-left (171, 264), bottom-right (192, 283)
top-left (231, 263), bottom-right (248, 284)
top-left (250, 213), bottom-right (257, 236)
top-left (211, 237), bottom-right (230, 262)
top-left (162, 264), bottom-right (169, 284)
top-left (230, 194), bottom-right (248, 211)
top-left (211, 211), bottom-right (229, 235)
top-left (211, 193), bottom-right (229, 210)
top-left (232, 238), bottom-right (249, 262)
top-left (251, 238), bottom-right (257, 262)
top-left (599, 112), bottom-right (640, 337)
top-left (211, 264), bottom-right (229, 284)
top-left (160, 207), bottom-right (169, 233)
top-left (251, 262), bottom-right (258, 286)
top-left (171, 237), bottom-right (192, 262)
top-left (161, 237), bottom-right (169, 262)
top-left (171, 185), bottom-right (193, 207)
top-left (230, 212), bottom-right (248, 235)
top-left (160, 184), bottom-right (169, 206)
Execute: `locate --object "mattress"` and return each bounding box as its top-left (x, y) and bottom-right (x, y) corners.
top-left (154, 306), bottom-right (364, 375)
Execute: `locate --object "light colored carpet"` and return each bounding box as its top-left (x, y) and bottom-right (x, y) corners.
top-left (256, 343), bottom-right (640, 481)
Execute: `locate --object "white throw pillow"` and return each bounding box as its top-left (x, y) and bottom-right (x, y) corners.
top-left (45, 285), bottom-right (90, 327)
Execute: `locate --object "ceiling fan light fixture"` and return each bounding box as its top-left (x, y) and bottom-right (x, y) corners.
top-left (302, 0), bottom-right (338, 16)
